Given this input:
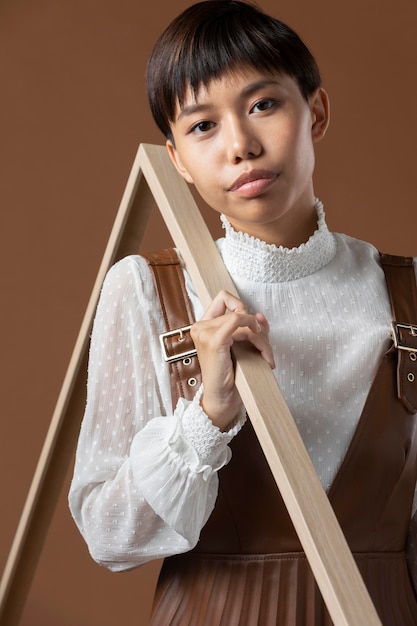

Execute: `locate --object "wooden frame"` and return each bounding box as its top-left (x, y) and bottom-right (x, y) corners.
top-left (0, 143), bottom-right (381, 625)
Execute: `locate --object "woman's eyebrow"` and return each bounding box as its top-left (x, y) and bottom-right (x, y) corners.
top-left (177, 102), bottom-right (211, 122)
top-left (242, 78), bottom-right (282, 96)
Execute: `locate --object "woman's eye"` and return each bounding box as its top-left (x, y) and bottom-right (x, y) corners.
top-left (190, 120), bottom-right (215, 134)
top-left (251, 98), bottom-right (277, 113)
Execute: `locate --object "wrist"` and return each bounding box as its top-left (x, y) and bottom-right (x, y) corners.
top-left (201, 396), bottom-right (244, 432)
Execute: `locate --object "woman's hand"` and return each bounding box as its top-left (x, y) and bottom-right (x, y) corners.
top-left (191, 290), bottom-right (275, 432)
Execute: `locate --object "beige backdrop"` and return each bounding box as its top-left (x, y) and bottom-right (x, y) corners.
top-left (1, 0), bottom-right (416, 624)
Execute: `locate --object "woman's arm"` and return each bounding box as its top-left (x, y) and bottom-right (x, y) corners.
top-left (68, 255), bottom-right (244, 571)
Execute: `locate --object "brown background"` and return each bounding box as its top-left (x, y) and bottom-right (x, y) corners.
top-left (1, 0), bottom-right (416, 624)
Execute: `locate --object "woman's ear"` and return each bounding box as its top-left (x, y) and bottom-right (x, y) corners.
top-left (166, 140), bottom-right (194, 184)
top-left (310, 88), bottom-right (330, 143)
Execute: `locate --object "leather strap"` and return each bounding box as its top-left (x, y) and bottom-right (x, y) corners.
top-left (380, 253), bottom-right (417, 413)
top-left (144, 248), bottom-right (201, 406)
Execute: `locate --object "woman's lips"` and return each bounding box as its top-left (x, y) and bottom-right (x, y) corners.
top-left (228, 170), bottom-right (277, 197)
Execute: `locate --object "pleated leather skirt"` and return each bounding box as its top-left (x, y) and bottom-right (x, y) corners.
top-left (150, 550), bottom-right (417, 625)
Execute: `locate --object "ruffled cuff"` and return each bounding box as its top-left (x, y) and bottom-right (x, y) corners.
top-left (131, 415), bottom-right (217, 540)
top-left (177, 385), bottom-right (246, 469)
top-left (129, 390), bottom-right (245, 539)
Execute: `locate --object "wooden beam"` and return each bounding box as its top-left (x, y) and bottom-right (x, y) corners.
top-left (137, 143), bottom-right (381, 625)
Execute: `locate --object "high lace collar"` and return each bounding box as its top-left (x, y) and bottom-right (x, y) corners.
top-left (219, 198), bottom-right (337, 283)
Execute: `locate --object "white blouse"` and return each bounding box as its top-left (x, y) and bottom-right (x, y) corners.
top-left (69, 201), bottom-right (417, 572)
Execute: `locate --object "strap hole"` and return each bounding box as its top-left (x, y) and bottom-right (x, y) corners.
top-left (187, 377), bottom-right (197, 387)
top-left (183, 357), bottom-right (192, 366)
top-left (410, 353), bottom-right (417, 362)
top-left (407, 373), bottom-right (415, 383)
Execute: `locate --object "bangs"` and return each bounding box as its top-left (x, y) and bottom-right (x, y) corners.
top-left (172, 19), bottom-right (288, 108)
top-left (146, 1), bottom-right (321, 138)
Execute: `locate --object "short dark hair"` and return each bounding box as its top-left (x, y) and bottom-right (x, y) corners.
top-left (146, 0), bottom-right (322, 140)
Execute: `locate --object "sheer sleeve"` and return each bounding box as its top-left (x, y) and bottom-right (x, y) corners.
top-left (68, 255), bottom-right (245, 571)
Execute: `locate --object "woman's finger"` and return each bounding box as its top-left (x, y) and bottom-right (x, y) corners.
top-left (201, 290), bottom-right (248, 320)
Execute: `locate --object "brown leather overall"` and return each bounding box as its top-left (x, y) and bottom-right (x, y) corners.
top-left (145, 250), bottom-right (417, 625)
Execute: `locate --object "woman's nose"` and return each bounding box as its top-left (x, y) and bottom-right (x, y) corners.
top-left (225, 117), bottom-right (262, 163)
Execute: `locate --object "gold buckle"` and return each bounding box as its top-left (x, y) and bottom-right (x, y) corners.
top-left (159, 325), bottom-right (197, 363)
top-left (391, 321), bottom-right (417, 353)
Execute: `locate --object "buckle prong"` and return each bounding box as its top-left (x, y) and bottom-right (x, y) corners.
top-left (391, 321), bottom-right (417, 353)
top-left (159, 325), bottom-right (197, 363)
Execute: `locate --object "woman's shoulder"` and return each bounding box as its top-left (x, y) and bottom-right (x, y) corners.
top-left (100, 254), bottom-right (157, 305)
top-left (334, 232), bottom-right (416, 266)
top-left (330, 232), bottom-right (380, 268)
top-left (104, 254), bottom-right (154, 283)
top-left (332, 234), bottom-right (417, 286)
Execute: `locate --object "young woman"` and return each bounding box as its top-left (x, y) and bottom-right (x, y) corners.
top-left (69, 2), bottom-right (417, 623)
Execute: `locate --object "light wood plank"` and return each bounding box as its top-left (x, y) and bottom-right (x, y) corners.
top-left (138, 143), bottom-right (382, 625)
